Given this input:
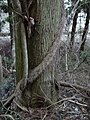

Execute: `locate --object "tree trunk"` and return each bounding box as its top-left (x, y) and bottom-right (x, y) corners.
top-left (7, 0), bottom-right (13, 49)
top-left (0, 55), bottom-right (3, 82)
top-left (70, 10), bottom-right (79, 50)
top-left (0, 9), bottom-right (1, 32)
top-left (12, 0), bottom-right (27, 84)
top-left (80, 7), bottom-right (89, 51)
top-left (12, 0), bottom-right (65, 108)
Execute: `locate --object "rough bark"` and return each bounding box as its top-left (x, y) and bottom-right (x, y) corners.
top-left (12, 0), bottom-right (65, 108)
top-left (27, 0), bottom-right (65, 107)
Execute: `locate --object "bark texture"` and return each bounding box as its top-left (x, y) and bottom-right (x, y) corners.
top-left (12, 0), bottom-right (65, 108)
top-left (26, 0), bottom-right (64, 107)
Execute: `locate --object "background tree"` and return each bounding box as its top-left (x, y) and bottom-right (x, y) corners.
top-left (80, 3), bottom-right (90, 51)
top-left (69, 0), bottom-right (90, 51)
top-left (70, 9), bottom-right (79, 49)
top-left (0, 55), bottom-right (3, 82)
top-left (7, 0), bottom-right (13, 49)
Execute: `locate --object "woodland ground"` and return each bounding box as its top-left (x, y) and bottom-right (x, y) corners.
top-left (0, 41), bottom-right (90, 120)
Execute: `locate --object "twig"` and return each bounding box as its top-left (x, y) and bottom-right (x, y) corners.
top-left (0, 114), bottom-right (15, 120)
top-left (0, 101), bottom-right (25, 120)
top-left (42, 113), bottom-right (47, 120)
top-left (28, 0), bottom-right (33, 9)
top-left (59, 81), bottom-right (90, 97)
top-left (3, 93), bottom-right (15, 107)
top-left (13, 100), bottom-right (29, 112)
top-left (70, 84), bottom-right (90, 99)
top-left (46, 96), bottom-right (77, 109)
top-left (68, 99), bottom-right (87, 107)
top-left (2, 66), bottom-right (10, 75)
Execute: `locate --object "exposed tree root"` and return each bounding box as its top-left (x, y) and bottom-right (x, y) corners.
top-left (4, 80), bottom-right (90, 108)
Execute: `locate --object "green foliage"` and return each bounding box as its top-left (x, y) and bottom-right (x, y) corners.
top-left (80, 0), bottom-right (90, 12)
top-left (80, 50), bottom-right (90, 59)
top-left (80, 50), bottom-right (90, 64)
top-left (1, 77), bottom-right (15, 90)
top-left (5, 16), bottom-right (13, 23)
top-left (2, 56), bottom-right (12, 69)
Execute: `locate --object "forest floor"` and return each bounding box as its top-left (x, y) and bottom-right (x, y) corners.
top-left (0, 41), bottom-right (90, 120)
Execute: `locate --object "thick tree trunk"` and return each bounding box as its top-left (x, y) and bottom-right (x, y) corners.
top-left (12, 0), bottom-right (65, 108)
top-left (27, 0), bottom-right (65, 107)
top-left (80, 7), bottom-right (89, 51)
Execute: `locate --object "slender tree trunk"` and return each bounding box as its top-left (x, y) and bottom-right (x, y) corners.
top-left (7, 0), bottom-right (13, 49)
top-left (12, 0), bottom-right (65, 108)
top-left (0, 55), bottom-right (3, 82)
top-left (12, 0), bottom-right (24, 83)
top-left (80, 7), bottom-right (89, 51)
top-left (70, 10), bottom-right (79, 50)
top-left (0, 9), bottom-right (1, 32)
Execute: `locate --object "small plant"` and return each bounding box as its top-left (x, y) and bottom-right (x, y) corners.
top-left (80, 50), bottom-right (90, 59)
